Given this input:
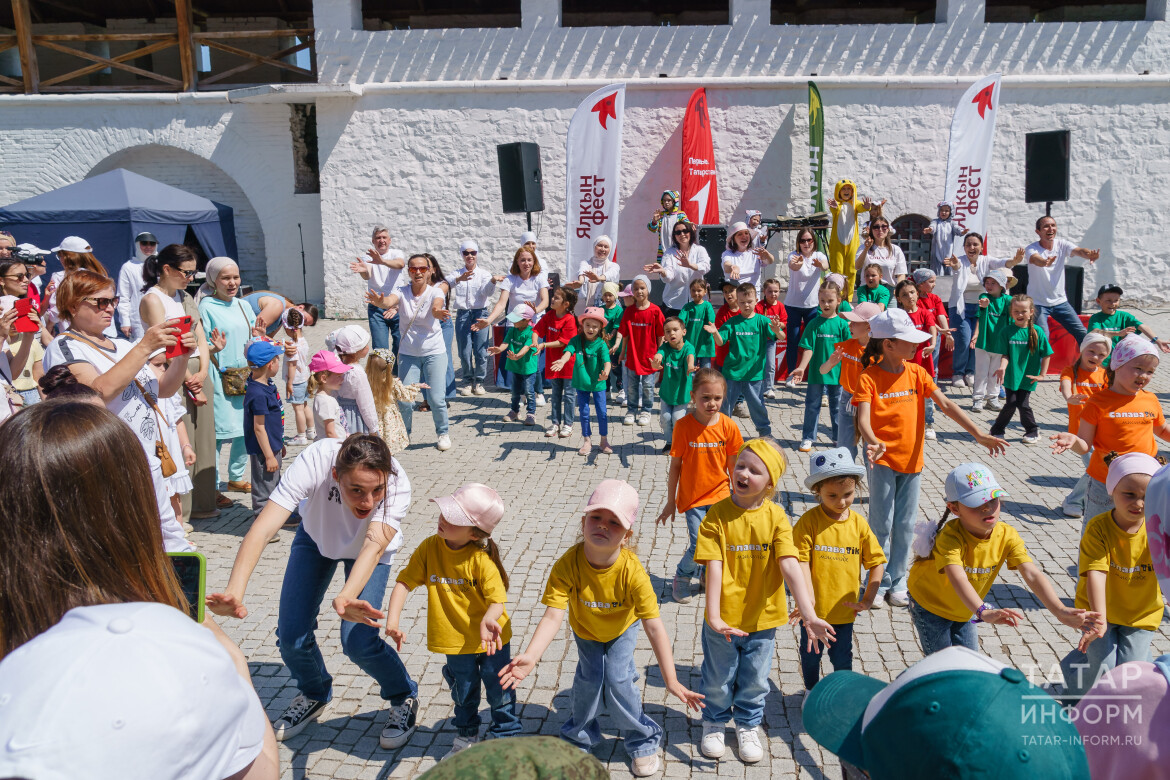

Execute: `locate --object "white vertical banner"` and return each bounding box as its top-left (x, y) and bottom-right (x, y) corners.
top-left (565, 83), bottom-right (625, 279)
top-left (944, 74), bottom-right (1001, 252)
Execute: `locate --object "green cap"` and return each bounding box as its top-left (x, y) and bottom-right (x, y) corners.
top-left (803, 647), bottom-right (1089, 779)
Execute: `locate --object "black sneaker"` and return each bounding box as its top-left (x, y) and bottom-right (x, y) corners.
top-left (379, 696), bottom-right (419, 749)
top-left (273, 694), bottom-right (326, 741)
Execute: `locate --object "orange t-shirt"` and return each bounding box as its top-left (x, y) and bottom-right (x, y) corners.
top-left (1079, 389), bottom-right (1165, 483)
top-left (835, 338), bottom-right (866, 396)
top-left (669, 413), bottom-right (744, 512)
top-left (1059, 365), bottom-right (1108, 434)
top-left (853, 361), bottom-right (938, 474)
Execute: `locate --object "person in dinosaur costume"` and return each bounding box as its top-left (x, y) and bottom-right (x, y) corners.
top-left (827, 179), bottom-right (880, 302)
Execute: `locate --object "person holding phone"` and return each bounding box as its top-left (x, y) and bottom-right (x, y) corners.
top-left (0, 400), bottom-right (280, 780)
top-left (207, 434), bottom-right (421, 749)
top-left (0, 258), bottom-right (44, 407)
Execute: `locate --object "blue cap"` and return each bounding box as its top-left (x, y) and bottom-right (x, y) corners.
top-left (245, 339), bottom-right (283, 368)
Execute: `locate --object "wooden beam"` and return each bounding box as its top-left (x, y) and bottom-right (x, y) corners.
top-left (40, 39), bottom-right (176, 88)
top-left (35, 39), bottom-right (181, 86)
top-left (198, 39), bottom-right (311, 85)
top-left (193, 29), bottom-right (314, 40)
top-left (174, 0), bottom-right (196, 91)
top-left (35, 33), bottom-right (176, 41)
top-left (11, 0), bottom-right (39, 93)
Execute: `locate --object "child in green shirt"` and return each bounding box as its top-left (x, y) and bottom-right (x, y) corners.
top-left (1087, 283), bottom-right (1170, 361)
top-left (552, 307), bottom-right (613, 456)
top-left (488, 303), bottom-right (540, 425)
top-left (970, 268), bottom-right (1012, 412)
top-left (791, 279), bottom-right (851, 452)
top-left (651, 318), bottom-right (697, 452)
top-left (989, 294), bottom-right (1054, 444)
top-left (679, 278), bottom-right (716, 369)
top-left (601, 282), bottom-right (626, 404)
top-left (855, 264), bottom-right (890, 309)
top-left (704, 282), bottom-right (783, 439)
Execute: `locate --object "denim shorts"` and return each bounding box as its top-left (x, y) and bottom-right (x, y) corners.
top-left (289, 380), bottom-right (308, 405)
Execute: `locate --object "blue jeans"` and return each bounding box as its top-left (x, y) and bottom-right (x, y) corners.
top-left (799, 622), bottom-right (854, 689)
top-left (548, 377), bottom-right (577, 427)
top-left (950, 303), bottom-right (978, 378)
top-left (1065, 453), bottom-right (1093, 513)
top-left (909, 595), bottom-right (978, 656)
top-left (764, 342), bottom-right (779, 389)
top-left (869, 465), bottom-right (922, 594)
top-left (1036, 300), bottom-right (1087, 345)
top-left (660, 403), bottom-right (688, 445)
top-left (562, 623), bottom-right (662, 758)
top-left (442, 647), bottom-right (522, 738)
top-left (441, 316), bottom-right (457, 399)
top-left (455, 308), bottom-right (489, 385)
top-left (1084, 477), bottom-right (1113, 534)
top-left (367, 304), bottom-right (400, 356)
top-left (577, 390), bottom-right (608, 437)
top-left (701, 622), bottom-right (775, 728)
top-left (676, 504), bottom-right (714, 579)
top-left (801, 383), bottom-right (840, 444)
top-left (398, 352), bottom-right (449, 436)
top-left (784, 305), bottom-right (818, 373)
top-left (623, 366), bottom-right (655, 416)
top-left (1061, 624), bottom-right (1155, 700)
top-left (723, 378), bottom-right (771, 437)
top-left (925, 397), bottom-right (935, 426)
top-left (277, 525), bottom-right (417, 704)
top-left (837, 390), bottom-right (858, 459)
top-left (215, 436), bottom-right (249, 484)
top-left (510, 371), bottom-right (537, 416)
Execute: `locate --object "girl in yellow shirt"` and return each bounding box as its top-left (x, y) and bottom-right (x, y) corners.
top-left (1064, 453), bottom-right (1166, 700)
top-left (384, 483), bottom-right (516, 760)
top-left (498, 479), bottom-right (703, 779)
top-left (907, 463), bottom-right (1099, 656)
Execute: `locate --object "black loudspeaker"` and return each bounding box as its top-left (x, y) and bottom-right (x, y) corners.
top-left (497, 142), bottom-right (544, 213)
top-left (698, 225), bottom-right (727, 292)
top-left (1025, 130), bottom-right (1071, 204)
top-left (1010, 264), bottom-right (1085, 313)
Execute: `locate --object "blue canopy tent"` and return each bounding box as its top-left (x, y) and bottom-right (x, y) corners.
top-left (0, 168), bottom-right (238, 283)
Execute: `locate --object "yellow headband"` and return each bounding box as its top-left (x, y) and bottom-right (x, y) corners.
top-left (739, 439), bottom-right (786, 486)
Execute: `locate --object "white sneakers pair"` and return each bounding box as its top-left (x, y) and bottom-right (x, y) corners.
top-left (701, 721), bottom-right (764, 763)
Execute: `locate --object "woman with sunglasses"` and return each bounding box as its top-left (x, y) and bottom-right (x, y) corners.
top-left (0, 259), bottom-right (45, 407)
top-left (855, 219), bottom-right (906, 295)
top-left (644, 221), bottom-right (710, 319)
top-left (782, 227), bottom-right (830, 383)
top-left (452, 240), bottom-right (494, 396)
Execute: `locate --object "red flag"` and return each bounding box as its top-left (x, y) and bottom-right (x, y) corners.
top-left (681, 88), bottom-right (719, 225)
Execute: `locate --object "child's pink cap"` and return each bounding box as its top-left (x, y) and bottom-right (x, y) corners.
top-left (825, 273), bottom-right (847, 289)
top-left (1105, 452), bottom-right (1162, 495)
top-left (308, 350), bottom-right (352, 375)
top-left (581, 307), bottom-right (607, 325)
top-left (842, 302), bottom-right (883, 323)
top-left (619, 284), bottom-right (634, 298)
top-left (584, 479), bottom-right (639, 529)
top-left (431, 483), bottom-right (505, 534)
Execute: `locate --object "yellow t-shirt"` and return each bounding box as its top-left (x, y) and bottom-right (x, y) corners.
top-left (1075, 512), bottom-right (1165, 631)
top-left (694, 497), bottom-right (800, 632)
top-left (793, 506), bottom-right (887, 625)
top-left (907, 520), bottom-right (1032, 623)
top-left (541, 544), bottom-right (659, 644)
top-left (396, 535), bottom-right (512, 655)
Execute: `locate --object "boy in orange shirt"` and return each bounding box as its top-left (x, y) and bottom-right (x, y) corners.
top-left (656, 368), bottom-right (744, 604)
top-left (819, 301), bottom-right (881, 462)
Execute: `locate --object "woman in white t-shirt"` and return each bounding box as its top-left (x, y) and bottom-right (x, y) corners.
top-left (472, 246), bottom-right (551, 402)
top-left (368, 254), bottom-right (452, 451)
top-left (0, 400), bottom-right (278, 780)
top-left (207, 434), bottom-right (418, 750)
top-left (783, 227), bottom-right (830, 376)
top-left (644, 220), bottom-right (711, 318)
top-left (42, 270), bottom-right (195, 552)
top-left (854, 217), bottom-right (906, 289)
top-left (721, 220), bottom-right (775, 294)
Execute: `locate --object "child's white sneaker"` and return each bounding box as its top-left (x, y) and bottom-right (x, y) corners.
top-left (624, 414), bottom-right (635, 425)
top-left (442, 734), bottom-right (479, 760)
top-left (559, 424), bottom-right (573, 438)
top-left (970, 397), bottom-right (984, 411)
top-left (637, 412), bottom-right (650, 426)
top-left (288, 434), bottom-right (309, 446)
top-left (631, 752), bottom-right (660, 777)
top-left (535, 393), bottom-right (546, 406)
top-left (615, 390), bottom-right (627, 406)
top-left (987, 398), bottom-right (1005, 411)
top-left (700, 721), bottom-right (726, 758)
top-left (798, 440), bottom-right (813, 452)
top-left (924, 425), bottom-right (936, 440)
top-left (672, 575), bottom-right (691, 604)
top-left (733, 402), bottom-right (750, 418)
top-left (305, 428), bottom-right (316, 440)
top-left (1022, 433), bottom-right (1039, 444)
top-left (545, 424), bottom-right (559, 437)
top-left (763, 388), bottom-right (776, 399)
top-left (735, 725), bottom-right (764, 763)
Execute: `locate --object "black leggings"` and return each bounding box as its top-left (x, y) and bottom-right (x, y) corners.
top-left (990, 388), bottom-right (1036, 436)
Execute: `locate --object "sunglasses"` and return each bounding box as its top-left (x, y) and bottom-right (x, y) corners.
top-left (2, 273), bottom-right (29, 280)
top-left (871, 224), bottom-right (889, 231)
top-left (799, 238), bottom-right (815, 244)
top-left (83, 296), bottom-right (120, 310)
top-left (140, 242), bottom-right (158, 247)
top-left (175, 268), bottom-right (197, 278)
top-left (462, 250), bottom-right (477, 256)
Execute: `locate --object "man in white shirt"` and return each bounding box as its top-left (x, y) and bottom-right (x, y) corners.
top-left (1024, 215), bottom-right (1098, 344)
top-left (350, 225), bottom-right (407, 354)
top-left (451, 239), bottom-right (495, 395)
top-left (116, 231), bottom-right (158, 340)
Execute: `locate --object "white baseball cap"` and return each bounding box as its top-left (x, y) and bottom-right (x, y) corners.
top-left (330, 324), bottom-right (371, 355)
top-left (868, 308), bottom-right (931, 344)
top-left (944, 462), bottom-right (1008, 507)
top-left (51, 236), bottom-right (92, 253)
top-left (0, 602), bottom-right (267, 780)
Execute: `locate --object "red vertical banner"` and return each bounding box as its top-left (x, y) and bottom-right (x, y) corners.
top-left (681, 88), bottom-right (719, 225)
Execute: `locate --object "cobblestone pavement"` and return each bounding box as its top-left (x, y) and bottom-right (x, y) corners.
top-left (201, 309), bottom-right (1170, 779)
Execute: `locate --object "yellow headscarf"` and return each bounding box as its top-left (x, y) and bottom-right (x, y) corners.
top-left (738, 438), bottom-right (787, 487)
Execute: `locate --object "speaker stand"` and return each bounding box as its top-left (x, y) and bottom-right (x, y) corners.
top-left (1045, 201), bottom-right (1052, 217)
top-left (526, 212), bottom-right (533, 231)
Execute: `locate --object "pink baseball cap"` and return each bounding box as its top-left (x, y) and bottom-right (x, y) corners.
top-left (583, 479), bottom-right (639, 529)
top-left (1105, 452), bottom-right (1162, 495)
top-left (581, 306), bottom-right (607, 325)
top-left (432, 483), bottom-right (505, 533)
top-left (842, 302), bottom-right (883, 323)
top-left (619, 284), bottom-right (634, 298)
top-left (308, 349), bottom-right (352, 375)
top-left (505, 303), bottom-right (536, 324)
top-left (1073, 658), bottom-right (1170, 780)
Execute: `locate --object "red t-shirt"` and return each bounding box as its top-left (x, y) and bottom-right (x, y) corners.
top-left (905, 307), bottom-right (938, 376)
top-left (755, 300), bottom-right (788, 325)
top-left (714, 304), bottom-right (736, 368)
top-left (619, 303), bottom-right (665, 375)
top-left (534, 310), bottom-right (578, 379)
top-left (920, 292), bottom-right (947, 323)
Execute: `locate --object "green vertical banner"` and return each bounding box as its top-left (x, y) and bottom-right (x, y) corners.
top-left (808, 81), bottom-right (827, 254)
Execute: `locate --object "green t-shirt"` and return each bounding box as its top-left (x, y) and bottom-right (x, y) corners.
top-left (1088, 310), bottom-right (1142, 366)
top-left (798, 315), bottom-right (852, 385)
top-left (656, 342), bottom-right (695, 406)
top-left (717, 313), bottom-right (776, 382)
top-left (603, 304), bottom-right (624, 336)
top-left (563, 334), bottom-right (610, 392)
top-left (838, 300), bottom-right (853, 313)
top-left (855, 284), bottom-right (891, 307)
top-left (679, 300), bottom-right (716, 358)
top-left (991, 322), bottom-right (1053, 392)
top-left (975, 292), bottom-right (1009, 352)
top-left (504, 325), bottom-right (539, 375)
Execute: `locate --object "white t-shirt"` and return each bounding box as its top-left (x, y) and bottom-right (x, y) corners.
top-left (0, 602), bottom-right (267, 780)
top-left (283, 335), bottom-right (311, 385)
top-left (313, 392), bottom-right (345, 438)
top-left (856, 244), bottom-right (907, 286)
top-left (1024, 238), bottom-right (1076, 306)
top-left (43, 333), bottom-right (189, 552)
top-left (451, 266), bottom-right (495, 311)
top-left (952, 254), bottom-right (1012, 308)
top-left (116, 257), bottom-right (146, 335)
top-left (657, 246), bottom-right (711, 310)
top-left (498, 271), bottom-right (549, 315)
top-left (721, 248), bottom-right (765, 293)
top-left (397, 285), bottom-right (446, 358)
top-left (785, 251), bottom-right (828, 309)
top-left (367, 250), bottom-right (408, 296)
top-left (269, 438), bottom-right (410, 564)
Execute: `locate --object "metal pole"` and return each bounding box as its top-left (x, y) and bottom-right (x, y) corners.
top-left (526, 212), bottom-right (532, 231)
top-left (1045, 201), bottom-right (1052, 218)
top-left (297, 223), bottom-right (308, 301)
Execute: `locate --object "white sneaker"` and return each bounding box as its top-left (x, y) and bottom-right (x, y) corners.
top-left (785, 376), bottom-right (797, 389)
top-left (799, 440), bottom-right (813, 452)
top-left (963, 374), bottom-right (974, 387)
top-left (986, 398), bottom-right (1005, 411)
top-left (559, 424), bottom-right (573, 438)
top-left (700, 721), bottom-right (726, 758)
top-left (971, 397), bottom-right (984, 411)
top-left (436, 434), bottom-right (452, 451)
top-left (624, 414), bottom-right (635, 425)
top-left (869, 593), bottom-right (885, 609)
top-left (473, 384), bottom-right (487, 396)
top-left (1061, 500), bottom-right (1084, 518)
top-left (763, 388), bottom-right (776, 399)
top-left (379, 697), bottom-right (418, 749)
top-left (821, 394), bottom-right (829, 407)
top-left (288, 434), bottom-right (309, 446)
top-left (535, 393), bottom-right (546, 406)
top-left (305, 428), bottom-right (316, 441)
top-left (545, 424), bottom-right (559, 437)
top-left (736, 725), bottom-right (764, 763)
top-left (672, 575), bottom-right (691, 604)
top-left (458, 385), bottom-right (472, 396)
top-left (886, 590), bottom-right (910, 607)
top-left (615, 390), bottom-right (627, 406)
top-left (637, 412), bottom-right (650, 426)
top-left (443, 734), bottom-right (479, 760)
top-left (733, 402), bottom-right (750, 418)
top-left (924, 426), bottom-right (936, 440)
top-left (631, 752), bottom-right (660, 777)
top-left (1022, 433), bottom-right (1039, 444)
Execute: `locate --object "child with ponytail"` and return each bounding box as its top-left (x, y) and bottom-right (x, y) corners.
top-left (989, 294), bottom-right (1054, 445)
top-left (385, 484), bottom-right (520, 760)
top-left (366, 348), bottom-right (427, 452)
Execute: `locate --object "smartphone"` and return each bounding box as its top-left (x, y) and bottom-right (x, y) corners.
top-left (166, 316), bottom-right (194, 359)
top-left (13, 297), bottom-right (38, 334)
top-left (167, 550), bottom-right (206, 622)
